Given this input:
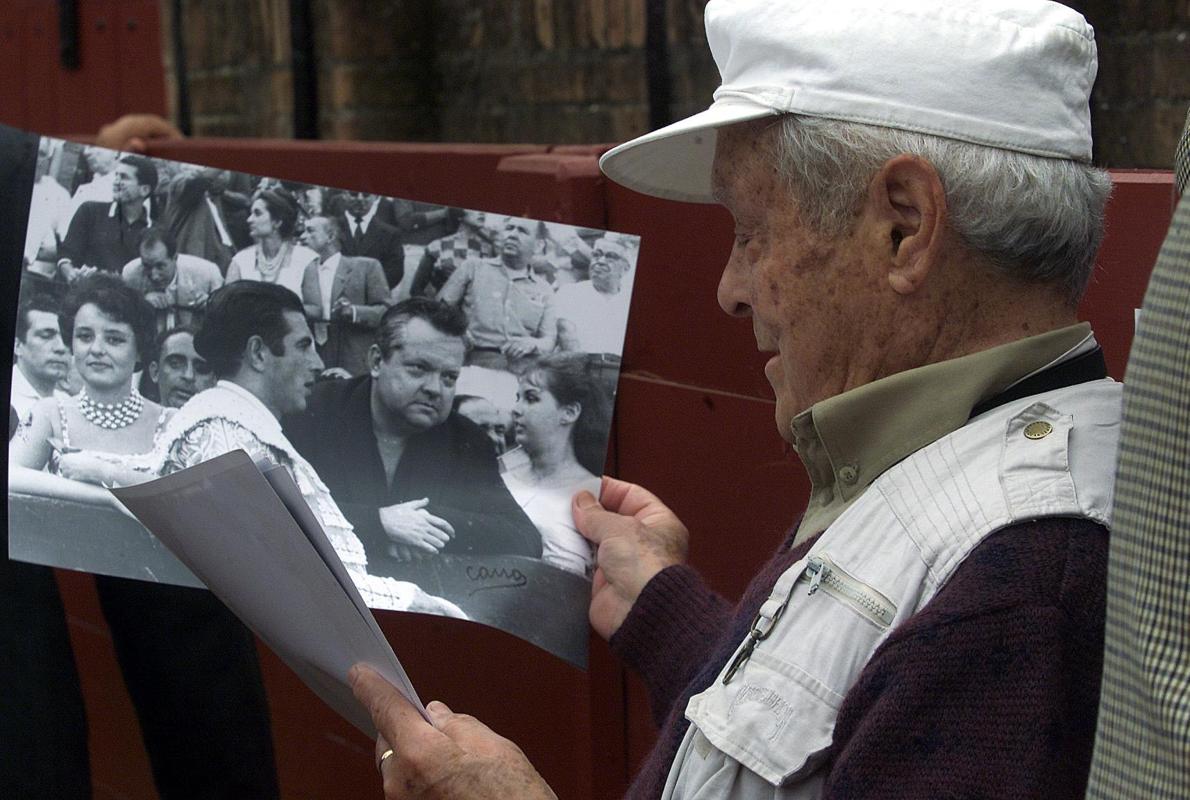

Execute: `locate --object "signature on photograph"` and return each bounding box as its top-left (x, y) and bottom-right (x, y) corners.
top-left (465, 564), bottom-right (528, 594)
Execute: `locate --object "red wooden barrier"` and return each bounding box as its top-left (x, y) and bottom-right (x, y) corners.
top-left (0, 1), bottom-right (166, 136)
top-left (53, 136), bottom-right (1176, 799)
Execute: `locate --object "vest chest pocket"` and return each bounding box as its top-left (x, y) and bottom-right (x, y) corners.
top-left (685, 554), bottom-right (898, 786)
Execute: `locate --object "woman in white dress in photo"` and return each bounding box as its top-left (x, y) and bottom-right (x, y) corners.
top-left (225, 189), bottom-right (317, 299)
top-left (502, 353), bottom-right (612, 576)
top-left (10, 274), bottom-right (170, 502)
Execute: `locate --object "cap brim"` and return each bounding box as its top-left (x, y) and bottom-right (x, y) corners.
top-left (599, 99), bottom-right (777, 204)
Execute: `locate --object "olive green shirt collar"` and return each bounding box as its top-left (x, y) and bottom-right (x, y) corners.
top-left (791, 322), bottom-right (1096, 544)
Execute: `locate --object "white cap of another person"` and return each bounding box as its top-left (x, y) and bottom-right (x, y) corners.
top-left (599, 0), bottom-right (1098, 203)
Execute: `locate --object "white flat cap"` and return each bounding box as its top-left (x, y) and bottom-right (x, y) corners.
top-left (600, 0), bottom-right (1098, 203)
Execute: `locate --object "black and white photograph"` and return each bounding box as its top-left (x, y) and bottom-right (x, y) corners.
top-left (6, 135), bottom-right (639, 666)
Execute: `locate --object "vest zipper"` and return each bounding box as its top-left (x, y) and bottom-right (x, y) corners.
top-left (802, 554), bottom-right (896, 628)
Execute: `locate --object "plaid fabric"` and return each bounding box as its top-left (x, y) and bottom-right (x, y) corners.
top-left (1086, 116), bottom-right (1190, 798)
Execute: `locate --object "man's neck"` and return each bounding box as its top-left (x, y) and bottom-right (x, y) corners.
top-left (501, 254), bottom-right (529, 273)
top-left (227, 374), bottom-right (281, 420)
top-left (368, 386), bottom-right (416, 442)
top-left (119, 198), bottom-right (146, 224)
top-left (18, 361), bottom-right (57, 398)
top-left (318, 247), bottom-right (341, 264)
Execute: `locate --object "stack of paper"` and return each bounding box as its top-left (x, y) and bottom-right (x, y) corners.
top-left (112, 449), bottom-right (423, 733)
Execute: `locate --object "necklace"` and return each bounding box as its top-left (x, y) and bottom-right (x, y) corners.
top-left (77, 388), bottom-right (144, 430)
top-left (255, 240), bottom-right (292, 282)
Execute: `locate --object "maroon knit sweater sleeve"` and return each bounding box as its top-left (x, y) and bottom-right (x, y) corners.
top-left (609, 564), bottom-right (733, 727)
top-left (823, 517), bottom-right (1108, 800)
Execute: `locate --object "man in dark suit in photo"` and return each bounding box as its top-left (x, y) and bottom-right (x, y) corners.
top-left (285, 298), bottom-right (541, 576)
top-left (299, 215), bottom-right (391, 376)
top-left (337, 189), bottom-right (405, 293)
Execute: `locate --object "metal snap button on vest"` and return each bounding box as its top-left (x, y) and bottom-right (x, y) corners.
top-left (838, 464), bottom-right (859, 484)
top-left (1024, 421), bottom-right (1054, 440)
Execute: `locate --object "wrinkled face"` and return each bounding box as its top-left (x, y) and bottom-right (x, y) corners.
top-left (500, 218), bottom-right (536, 263)
top-left (345, 191), bottom-right (375, 217)
top-left (111, 162), bottom-right (149, 206)
top-left (589, 238), bottom-right (629, 294)
top-left (247, 198), bottom-right (279, 240)
top-left (261, 311), bottom-right (324, 415)
top-left (300, 217), bottom-right (335, 255)
top-left (140, 241), bottom-right (178, 290)
top-left (15, 309), bottom-right (69, 385)
top-left (151, 331), bottom-right (213, 408)
top-left (72, 303), bottom-right (139, 393)
top-left (457, 397), bottom-right (507, 455)
top-left (713, 123), bottom-right (882, 441)
top-left (511, 372), bottom-right (572, 450)
top-left (371, 318), bottom-right (465, 434)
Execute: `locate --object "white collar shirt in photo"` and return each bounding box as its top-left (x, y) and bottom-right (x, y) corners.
top-left (205, 194), bottom-right (234, 247)
top-left (344, 200), bottom-right (379, 237)
top-left (554, 280), bottom-right (631, 354)
top-left (318, 252), bottom-right (342, 319)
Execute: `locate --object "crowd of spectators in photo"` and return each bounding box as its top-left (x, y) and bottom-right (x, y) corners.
top-left (13, 139), bottom-right (639, 580)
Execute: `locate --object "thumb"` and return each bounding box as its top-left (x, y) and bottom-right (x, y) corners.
top-left (426, 699), bottom-right (454, 725)
top-left (572, 491), bottom-right (614, 544)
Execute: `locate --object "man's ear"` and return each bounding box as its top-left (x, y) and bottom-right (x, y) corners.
top-left (147, 360), bottom-right (160, 385)
top-left (868, 155), bottom-right (948, 296)
top-left (244, 335), bottom-right (269, 372)
top-left (367, 343), bottom-right (383, 377)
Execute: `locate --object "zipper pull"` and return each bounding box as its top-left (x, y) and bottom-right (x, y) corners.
top-left (722, 634), bottom-right (757, 685)
top-left (807, 558), bottom-right (827, 596)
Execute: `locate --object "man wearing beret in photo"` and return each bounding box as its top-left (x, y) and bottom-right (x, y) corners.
top-left (354, 1), bottom-right (1123, 797)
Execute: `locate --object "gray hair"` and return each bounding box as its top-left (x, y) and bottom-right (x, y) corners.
top-left (770, 114), bottom-right (1113, 303)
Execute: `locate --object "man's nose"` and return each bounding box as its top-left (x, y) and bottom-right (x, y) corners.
top-left (308, 348), bottom-right (324, 372)
top-left (421, 375), bottom-right (442, 398)
top-left (716, 253), bottom-right (752, 318)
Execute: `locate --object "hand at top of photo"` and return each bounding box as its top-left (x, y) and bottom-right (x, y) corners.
top-left (573, 477), bottom-right (690, 640)
top-left (95, 114), bottom-right (183, 153)
top-left (349, 665), bottom-right (556, 800)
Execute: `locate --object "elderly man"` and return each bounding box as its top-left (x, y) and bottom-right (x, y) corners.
top-left (58, 154), bottom-right (157, 280)
top-left (555, 235), bottom-right (634, 354)
top-left (285, 298), bottom-right (541, 572)
top-left (352, 1), bottom-right (1120, 798)
top-left (122, 226), bottom-right (223, 331)
top-left (299, 214), bottom-right (391, 376)
top-left (437, 216), bottom-right (557, 368)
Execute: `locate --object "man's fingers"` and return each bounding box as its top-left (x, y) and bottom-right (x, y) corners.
top-left (349, 664), bottom-right (437, 749)
top-left (374, 734), bottom-right (392, 768)
top-left (424, 513), bottom-right (455, 537)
